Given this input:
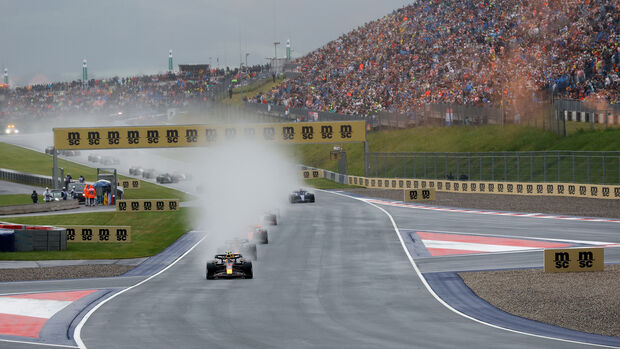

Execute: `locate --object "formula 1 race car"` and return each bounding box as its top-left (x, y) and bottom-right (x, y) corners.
top-left (224, 238), bottom-right (257, 260)
top-left (100, 156), bottom-right (120, 166)
top-left (88, 154), bottom-right (102, 163)
top-left (156, 173), bottom-right (180, 184)
top-left (248, 225), bottom-right (268, 244)
top-left (289, 189), bottom-right (315, 203)
top-left (206, 252), bottom-right (253, 279)
top-left (129, 166), bottom-right (144, 176)
top-left (263, 212), bottom-right (277, 226)
top-left (4, 124), bottom-right (19, 135)
top-left (142, 169), bottom-right (156, 179)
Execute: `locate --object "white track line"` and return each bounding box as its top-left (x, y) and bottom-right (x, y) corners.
top-left (325, 190), bottom-right (619, 348)
top-left (0, 338), bottom-right (77, 348)
top-left (73, 233), bottom-right (206, 349)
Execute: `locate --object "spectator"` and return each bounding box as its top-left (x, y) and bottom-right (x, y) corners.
top-left (31, 190), bottom-right (38, 204)
top-left (78, 175), bottom-right (85, 183)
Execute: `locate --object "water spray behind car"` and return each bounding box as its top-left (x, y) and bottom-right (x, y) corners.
top-left (192, 137), bottom-right (302, 269)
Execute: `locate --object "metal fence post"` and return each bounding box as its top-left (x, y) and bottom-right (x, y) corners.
top-left (456, 155), bottom-right (460, 178)
top-left (517, 153), bottom-right (520, 182)
top-left (413, 156), bottom-right (417, 178)
top-left (504, 153), bottom-right (507, 181)
top-left (467, 153), bottom-right (471, 180)
top-left (557, 153), bottom-right (560, 183)
top-left (543, 153), bottom-right (547, 182)
top-left (587, 154), bottom-right (590, 184)
top-left (491, 153), bottom-right (495, 181)
top-left (602, 153), bottom-right (606, 184)
top-left (434, 156), bottom-right (438, 179)
top-left (479, 156), bottom-right (483, 180)
top-left (572, 152), bottom-right (576, 183)
top-left (424, 155), bottom-right (427, 178)
top-left (445, 156), bottom-right (448, 178)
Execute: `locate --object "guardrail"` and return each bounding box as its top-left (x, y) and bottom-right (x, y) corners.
top-left (0, 168), bottom-right (53, 188)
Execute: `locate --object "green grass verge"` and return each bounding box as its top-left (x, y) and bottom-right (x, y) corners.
top-left (303, 178), bottom-right (362, 189)
top-left (0, 194), bottom-right (33, 206)
top-left (0, 142), bottom-right (191, 201)
top-left (0, 209), bottom-right (194, 260)
top-left (292, 126), bottom-right (620, 183)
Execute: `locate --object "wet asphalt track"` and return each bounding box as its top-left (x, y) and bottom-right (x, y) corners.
top-left (75, 190), bottom-right (619, 349)
top-left (1, 137), bottom-right (619, 348)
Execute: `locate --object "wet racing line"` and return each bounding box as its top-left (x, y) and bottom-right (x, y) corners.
top-left (327, 190), bottom-right (620, 348)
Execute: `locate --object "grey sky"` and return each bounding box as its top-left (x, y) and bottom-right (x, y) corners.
top-left (0, 0), bottom-right (412, 86)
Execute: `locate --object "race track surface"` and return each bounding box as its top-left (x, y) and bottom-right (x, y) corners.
top-left (76, 191), bottom-right (617, 349)
top-left (1, 137), bottom-right (619, 348)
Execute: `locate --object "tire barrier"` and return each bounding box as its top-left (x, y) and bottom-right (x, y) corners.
top-left (544, 248), bottom-right (604, 272)
top-left (62, 225), bottom-right (131, 243)
top-left (404, 188), bottom-right (436, 202)
top-left (0, 168), bottom-right (53, 188)
top-left (0, 224), bottom-right (67, 252)
top-left (120, 179), bottom-right (141, 190)
top-left (116, 199), bottom-right (180, 212)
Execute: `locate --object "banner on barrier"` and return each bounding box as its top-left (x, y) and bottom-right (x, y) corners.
top-left (53, 121), bottom-right (366, 150)
top-left (404, 188), bottom-right (436, 202)
top-left (116, 199), bottom-right (180, 212)
top-left (120, 179), bottom-right (141, 190)
top-left (544, 247), bottom-right (604, 272)
top-left (62, 225), bottom-right (131, 243)
top-left (301, 170), bottom-right (323, 179)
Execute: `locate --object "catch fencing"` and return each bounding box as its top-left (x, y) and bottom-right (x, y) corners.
top-left (367, 151), bottom-right (620, 185)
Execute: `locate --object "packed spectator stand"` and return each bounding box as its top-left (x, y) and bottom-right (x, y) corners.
top-left (0, 64), bottom-right (270, 120)
top-left (247, 0), bottom-right (619, 117)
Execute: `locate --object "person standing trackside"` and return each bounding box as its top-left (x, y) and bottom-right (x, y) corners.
top-left (43, 187), bottom-right (52, 202)
top-left (64, 174), bottom-right (72, 189)
top-left (83, 185), bottom-right (89, 206)
top-left (31, 190), bottom-right (38, 204)
top-left (88, 185), bottom-right (96, 206)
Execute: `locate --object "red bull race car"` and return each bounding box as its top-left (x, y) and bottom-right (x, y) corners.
top-left (206, 252), bottom-right (253, 279)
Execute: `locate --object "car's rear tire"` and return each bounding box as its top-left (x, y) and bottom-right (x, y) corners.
top-left (206, 262), bottom-right (216, 279)
top-left (241, 261), bottom-right (253, 279)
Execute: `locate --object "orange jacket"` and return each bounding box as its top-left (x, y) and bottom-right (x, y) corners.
top-left (87, 186), bottom-right (95, 199)
top-left (83, 185), bottom-right (89, 198)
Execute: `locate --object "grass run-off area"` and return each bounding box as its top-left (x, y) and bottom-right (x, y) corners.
top-left (303, 178), bottom-right (362, 190)
top-left (0, 194), bottom-right (32, 206)
top-left (0, 142), bottom-right (190, 201)
top-left (291, 125), bottom-right (620, 183)
top-left (0, 209), bottom-right (194, 260)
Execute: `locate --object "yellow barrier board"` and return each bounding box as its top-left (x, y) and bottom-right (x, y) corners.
top-left (403, 188), bottom-right (436, 202)
top-left (301, 170), bottom-right (323, 179)
top-left (544, 248), bottom-right (604, 272)
top-left (120, 179), bottom-right (141, 190)
top-left (116, 199), bottom-right (180, 212)
top-left (53, 121), bottom-right (366, 150)
top-left (62, 225), bottom-right (131, 242)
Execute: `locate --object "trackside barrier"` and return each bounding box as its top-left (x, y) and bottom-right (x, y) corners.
top-left (544, 248), bottom-right (604, 272)
top-left (0, 168), bottom-right (54, 188)
top-left (300, 170), bottom-right (323, 179)
top-left (61, 225), bottom-right (131, 243)
top-left (116, 199), bottom-right (180, 212)
top-left (404, 188), bottom-right (436, 202)
top-left (120, 179), bottom-right (141, 190)
top-left (298, 167), bottom-right (620, 200)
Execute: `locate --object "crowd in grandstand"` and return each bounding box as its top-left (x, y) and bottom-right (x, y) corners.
top-left (1, 64), bottom-right (269, 118)
top-left (248, 0), bottom-right (619, 115)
